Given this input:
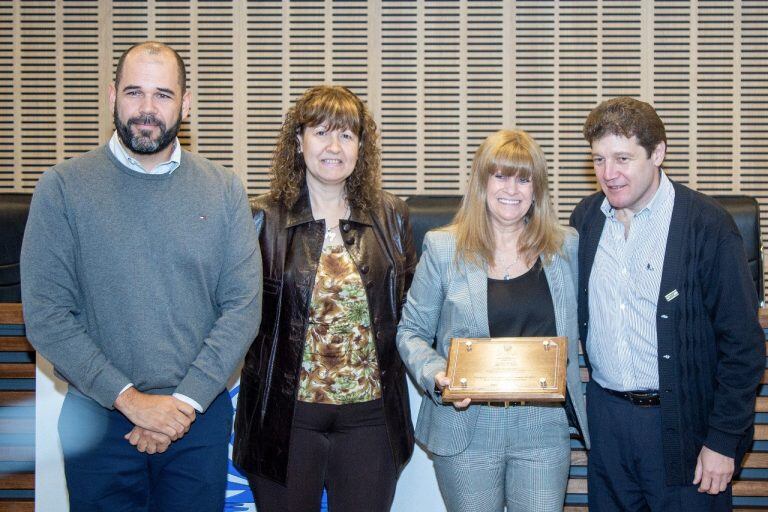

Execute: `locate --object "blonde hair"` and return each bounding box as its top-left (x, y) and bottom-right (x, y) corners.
top-left (449, 129), bottom-right (565, 268)
top-left (269, 85), bottom-right (381, 210)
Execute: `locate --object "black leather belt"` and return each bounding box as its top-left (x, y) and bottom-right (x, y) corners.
top-left (485, 401), bottom-right (525, 408)
top-left (603, 388), bottom-right (660, 407)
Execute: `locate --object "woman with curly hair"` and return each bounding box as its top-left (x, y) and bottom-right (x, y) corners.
top-left (233, 85), bottom-right (416, 512)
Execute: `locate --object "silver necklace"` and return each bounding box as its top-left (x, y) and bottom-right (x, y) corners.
top-left (501, 253), bottom-right (520, 280)
top-left (324, 204), bottom-right (350, 243)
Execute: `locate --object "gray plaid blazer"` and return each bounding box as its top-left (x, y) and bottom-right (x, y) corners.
top-left (396, 228), bottom-right (590, 456)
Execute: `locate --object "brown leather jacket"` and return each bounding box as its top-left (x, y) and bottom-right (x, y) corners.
top-left (233, 187), bottom-right (416, 484)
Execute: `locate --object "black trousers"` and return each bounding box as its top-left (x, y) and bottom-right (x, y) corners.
top-left (587, 380), bottom-right (732, 512)
top-left (248, 398), bottom-right (398, 512)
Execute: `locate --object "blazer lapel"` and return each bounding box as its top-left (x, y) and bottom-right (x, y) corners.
top-left (462, 259), bottom-right (490, 338)
top-left (543, 255), bottom-right (566, 338)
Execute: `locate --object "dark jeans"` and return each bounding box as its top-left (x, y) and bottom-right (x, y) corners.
top-left (59, 390), bottom-right (232, 512)
top-left (587, 380), bottom-right (732, 512)
top-left (248, 398), bottom-right (397, 512)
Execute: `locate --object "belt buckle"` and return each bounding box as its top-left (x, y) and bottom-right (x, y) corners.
top-left (486, 401), bottom-right (525, 408)
top-left (627, 391), bottom-right (659, 407)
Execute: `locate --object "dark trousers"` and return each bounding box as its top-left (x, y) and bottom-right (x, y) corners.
top-left (248, 398), bottom-right (397, 512)
top-left (587, 380), bottom-right (732, 512)
top-left (58, 390), bottom-right (232, 512)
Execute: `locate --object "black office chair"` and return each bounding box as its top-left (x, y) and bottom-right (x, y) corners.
top-left (0, 193), bottom-right (32, 302)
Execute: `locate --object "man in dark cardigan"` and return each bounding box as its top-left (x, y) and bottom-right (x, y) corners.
top-left (570, 96), bottom-right (764, 511)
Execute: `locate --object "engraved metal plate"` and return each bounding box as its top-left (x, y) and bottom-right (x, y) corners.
top-left (441, 336), bottom-right (568, 402)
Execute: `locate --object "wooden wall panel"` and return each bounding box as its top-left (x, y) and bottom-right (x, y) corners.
top-left (18, 1), bottom-right (57, 190)
top-left (62, 1), bottom-right (100, 161)
top-left (740, 0), bottom-right (768, 270)
top-left (245, 0), bottom-right (281, 192)
top-left (654, 0), bottom-right (694, 185)
top-left (380, 1), bottom-right (419, 193)
top-left (1, 0), bottom-right (766, 281)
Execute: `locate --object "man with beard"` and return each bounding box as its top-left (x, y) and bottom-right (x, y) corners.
top-left (20, 41), bottom-right (262, 511)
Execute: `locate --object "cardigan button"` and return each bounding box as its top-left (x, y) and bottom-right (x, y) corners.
top-left (341, 223), bottom-right (351, 232)
top-left (360, 265), bottom-right (370, 274)
top-left (345, 237), bottom-right (354, 245)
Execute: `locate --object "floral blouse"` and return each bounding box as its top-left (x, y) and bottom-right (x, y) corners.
top-left (297, 244), bottom-right (382, 404)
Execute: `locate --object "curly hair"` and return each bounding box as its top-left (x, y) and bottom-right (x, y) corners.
top-left (583, 96), bottom-right (667, 157)
top-left (269, 85), bottom-right (381, 211)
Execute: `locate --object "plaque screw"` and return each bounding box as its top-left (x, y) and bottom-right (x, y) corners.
top-left (543, 340), bottom-right (551, 351)
top-left (539, 377), bottom-right (547, 388)
top-left (465, 341), bottom-right (473, 352)
top-left (460, 378), bottom-right (468, 387)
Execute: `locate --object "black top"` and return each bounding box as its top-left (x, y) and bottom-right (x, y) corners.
top-left (487, 258), bottom-right (557, 338)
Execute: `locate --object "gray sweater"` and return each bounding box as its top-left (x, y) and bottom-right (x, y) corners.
top-left (21, 145), bottom-right (262, 411)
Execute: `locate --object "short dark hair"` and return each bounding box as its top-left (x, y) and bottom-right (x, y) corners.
top-left (115, 41), bottom-right (186, 92)
top-left (583, 97), bottom-right (666, 157)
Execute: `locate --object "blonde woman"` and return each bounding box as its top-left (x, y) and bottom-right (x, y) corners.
top-left (397, 129), bottom-right (589, 512)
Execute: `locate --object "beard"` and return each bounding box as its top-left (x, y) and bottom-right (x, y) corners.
top-left (114, 107), bottom-right (182, 155)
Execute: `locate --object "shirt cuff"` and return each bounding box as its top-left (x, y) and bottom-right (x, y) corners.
top-left (118, 383), bottom-right (134, 396)
top-left (173, 393), bottom-right (204, 413)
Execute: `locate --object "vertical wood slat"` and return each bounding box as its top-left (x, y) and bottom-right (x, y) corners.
top-left (639, 0), bottom-right (652, 103)
top-left (502, 0), bottom-right (515, 131)
top-left (54, 0), bottom-right (64, 163)
top-left (11, 0), bottom-right (21, 190)
top-left (688, 0), bottom-right (699, 189)
top-left (457, 0), bottom-right (467, 195)
top-left (281, 0), bottom-right (290, 115)
top-left (366, 0), bottom-right (382, 132)
top-left (147, 0), bottom-right (155, 40)
top-left (732, 0), bottom-right (742, 193)
top-left (97, 1), bottom-right (112, 144)
top-left (596, 0), bottom-right (602, 102)
top-left (551, 1), bottom-right (560, 209)
top-left (324, 0), bottom-right (332, 84)
top-left (188, 0), bottom-right (198, 152)
top-left (415, 1), bottom-right (425, 194)
top-left (232, 0), bottom-right (247, 186)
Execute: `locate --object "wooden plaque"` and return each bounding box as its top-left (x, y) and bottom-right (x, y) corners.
top-left (441, 336), bottom-right (568, 402)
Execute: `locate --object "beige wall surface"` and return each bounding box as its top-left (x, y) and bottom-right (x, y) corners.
top-left (1, 0), bottom-right (766, 223)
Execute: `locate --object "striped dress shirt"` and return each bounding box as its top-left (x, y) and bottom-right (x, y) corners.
top-left (587, 172), bottom-right (675, 392)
